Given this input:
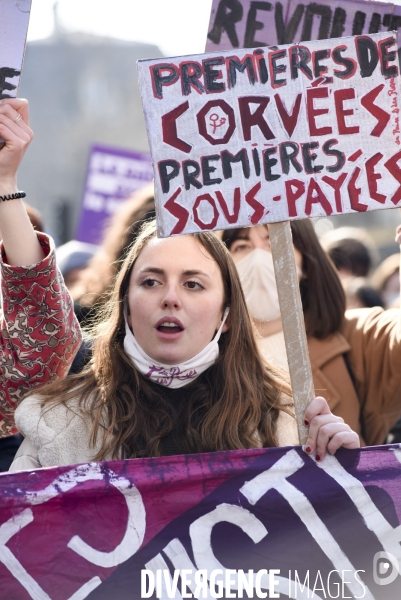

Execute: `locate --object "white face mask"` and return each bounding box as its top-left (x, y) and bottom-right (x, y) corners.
top-left (124, 308), bottom-right (230, 388)
top-left (236, 248), bottom-right (281, 322)
top-left (236, 248), bottom-right (303, 322)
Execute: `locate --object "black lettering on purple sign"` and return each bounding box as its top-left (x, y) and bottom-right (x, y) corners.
top-left (330, 8), bottom-right (346, 38)
top-left (301, 4), bottom-right (332, 42)
top-left (323, 139), bottom-right (345, 173)
top-left (183, 161), bottom-right (203, 190)
top-left (275, 2), bottom-right (304, 45)
top-left (355, 36), bottom-right (379, 78)
top-left (0, 67), bottom-right (20, 98)
top-left (201, 155), bottom-right (223, 186)
top-left (369, 13), bottom-right (381, 34)
top-left (221, 149), bottom-right (250, 179)
top-left (159, 160), bottom-right (180, 193)
top-left (280, 142), bottom-right (303, 174)
top-left (352, 11), bottom-right (366, 36)
top-left (244, 1), bottom-right (271, 47)
top-left (302, 142), bottom-right (323, 174)
top-left (263, 148), bottom-right (280, 181)
top-left (203, 58), bottom-right (226, 92)
top-left (207, 0), bottom-right (244, 47)
top-left (383, 14), bottom-right (401, 31)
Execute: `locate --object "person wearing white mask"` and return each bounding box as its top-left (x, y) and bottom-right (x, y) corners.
top-left (223, 222), bottom-right (401, 447)
top-left (233, 225), bottom-right (302, 372)
top-left (10, 219), bottom-right (359, 470)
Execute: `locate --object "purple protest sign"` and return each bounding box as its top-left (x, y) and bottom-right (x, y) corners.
top-left (75, 144), bottom-right (153, 245)
top-left (206, 0), bottom-right (400, 52)
top-left (1, 445), bottom-right (401, 598)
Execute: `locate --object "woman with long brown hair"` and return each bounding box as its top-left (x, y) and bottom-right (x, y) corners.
top-left (10, 220), bottom-right (358, 470)
top-left (223, 221), bottom-right (401, 447)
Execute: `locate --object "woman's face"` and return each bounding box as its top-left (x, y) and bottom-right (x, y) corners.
top-left (229, 224), bottom-right (303, 270)
top-left (127, 235), bottom-right (227, 365)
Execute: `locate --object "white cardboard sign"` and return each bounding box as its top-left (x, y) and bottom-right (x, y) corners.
top-left (138, 32), bottom-right (401, 238)
top-left (0, 0), bottom-right (31, 98)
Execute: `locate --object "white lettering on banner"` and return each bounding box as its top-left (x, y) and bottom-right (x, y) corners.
top-left (314, 453), bottom-right (401, 573)
top-left (240, 449), bottom-right (375, 600)
top-left (189, 502), bottom-right (319, 599)
top-left (67, 577), bottom-right (103, 600)
top-left (1, 463), bottom-right (146, 600)
top-left (0, 509), bottom-right (51, 600)
top-left (23, 463), bottom-right (146, 568)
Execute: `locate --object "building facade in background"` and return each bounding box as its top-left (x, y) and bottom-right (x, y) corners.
top-left (18, 26), bottom-right (161, 243)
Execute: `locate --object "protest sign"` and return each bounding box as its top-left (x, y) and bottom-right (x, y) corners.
top-left (137, 32), bottom-right (401, 238)
top-left (75, 144), bottom-right (153, 245)
top-left (0, 0), bottom-right (31, 99)
top-left (137, 31), bottom-right (401, 440)
top-left (0, 445), bottom-right (400, 599)
top-left (206, 0), bottom-right (401, 54)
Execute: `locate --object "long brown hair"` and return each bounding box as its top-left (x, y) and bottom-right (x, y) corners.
top-left (223, 220), bottom-right (346, 339)
top-left (38, 220), bottom-right (291, 460)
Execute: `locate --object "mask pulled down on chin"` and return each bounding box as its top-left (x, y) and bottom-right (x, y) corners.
top-left (236, 248), bottom-right (302, 322)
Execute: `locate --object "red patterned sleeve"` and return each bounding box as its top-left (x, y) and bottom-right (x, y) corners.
top-left (0, 233), bottom-right (82, 436)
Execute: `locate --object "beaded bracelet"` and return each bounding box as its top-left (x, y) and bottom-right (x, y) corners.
top-left (0, 191), bottom-right (26, 201)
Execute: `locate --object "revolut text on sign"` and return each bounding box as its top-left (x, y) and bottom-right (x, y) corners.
top-left (138, 32), bottom-right (401, 237)
top-left (206, 0), bottom-right (401, 51)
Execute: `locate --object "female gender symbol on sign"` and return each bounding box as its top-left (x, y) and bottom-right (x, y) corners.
top-left (209, 113), bottom-right (226, 134)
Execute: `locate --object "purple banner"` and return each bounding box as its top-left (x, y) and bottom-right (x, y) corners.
top-left (75, 144), bottom-right (153, 245)
top-left (0, 445), bottom-right (401, 598)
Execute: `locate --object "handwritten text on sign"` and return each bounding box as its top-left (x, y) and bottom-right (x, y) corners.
top-left (206, 0), bottom-right (401, 51)
top-left (138, 32), bottom-right (401, 237)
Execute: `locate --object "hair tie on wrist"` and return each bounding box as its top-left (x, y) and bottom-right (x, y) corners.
top-left (0, 191), bottom-right (26, 201)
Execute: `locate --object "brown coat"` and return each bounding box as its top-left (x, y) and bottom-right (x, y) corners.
top-left (308, 307), bottom-right (401, 446)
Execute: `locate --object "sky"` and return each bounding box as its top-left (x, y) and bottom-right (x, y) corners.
top-left (27, 0), bottom-right (214, 57)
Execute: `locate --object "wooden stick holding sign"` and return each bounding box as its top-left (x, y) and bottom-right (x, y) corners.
top-left (268, 221), bottom-right (313, 443)
top-left (137, 32), bottom-right (401, 444)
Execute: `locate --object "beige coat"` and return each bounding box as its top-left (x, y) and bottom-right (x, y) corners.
top-left (309, 306), bottom-right (401, 446)
top-left (9, 393), bottom-right (299, 471)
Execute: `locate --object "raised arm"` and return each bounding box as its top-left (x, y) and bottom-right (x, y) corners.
top-left (0, 99), bottom-right (82, 437)
top-left (0, 99), bottom-right (43, 266)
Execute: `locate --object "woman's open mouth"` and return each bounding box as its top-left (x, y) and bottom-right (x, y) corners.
top-left (155, 317), bottom-right (184, 338)
top-left (157, 322), bottom-right (183, 334)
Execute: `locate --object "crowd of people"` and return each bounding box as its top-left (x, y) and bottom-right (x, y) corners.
top-left (0, 96), bottom-right (400, 473)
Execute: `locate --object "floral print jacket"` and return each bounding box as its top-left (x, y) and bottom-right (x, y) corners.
top-left (0, 233), bottom-right (82, 436)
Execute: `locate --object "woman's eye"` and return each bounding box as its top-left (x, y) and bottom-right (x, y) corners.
top-left (141, 278), bottom-right (160, 287)
top-left (185, 280), bottom-right (203, 290)
top-left (233, 242), bottom-right (250, 253)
